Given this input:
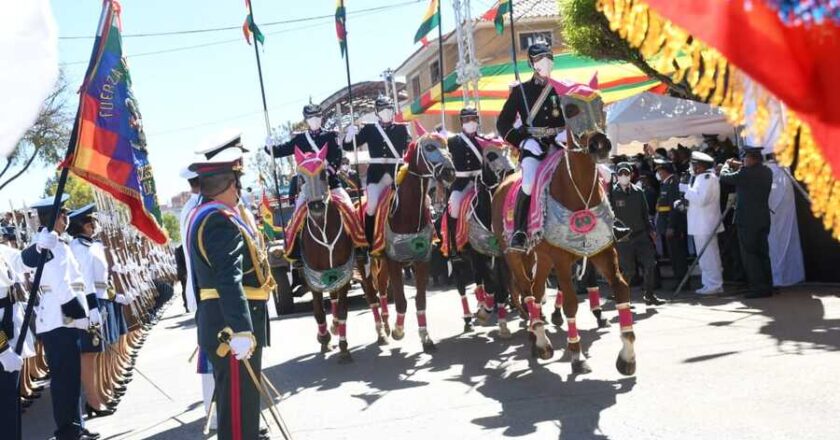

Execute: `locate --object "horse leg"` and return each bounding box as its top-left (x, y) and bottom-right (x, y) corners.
top-left (358, 261), bottom-right (388, 345)
top-left (487, 256), bottom-right (511, 339)
top-left (453, 254), bottom-right (473, 332)
top-left (413, 262), bottom-right (436, 353)
top-left (527, 250), bottom-right (554, 360)
top-left (311, 290), bottom-right (331, 353)
top-left (506, 252), bottom-right (533, 323)
top-left (550, 288), bottom-right (565, 327)
top-left (374, 258), bottom-right (391, 337)
top-left (591, 249), bottom-right (636, 376)
top-left (555, 258), bottom-right (591, 374)
top-left (336, 286), bottom-right (353, 364)
top-left (329, 292), bottom-right (339, 335)
top-left (587, 285), bottom-right (609, 328)
top-left (387, 259), bottom-right (408, 341)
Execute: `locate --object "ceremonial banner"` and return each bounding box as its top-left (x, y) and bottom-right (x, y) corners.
top-left (490, 0), bottom-right (511, 35)
top-left (66, 0), bottom-right (167, 244)
top-left (260, 190), bottom-right (282, 240)
top-left (335, 0), bottom-right (347, 57)
top-left (242, 13), bottom-right (264, 46)
top-left (414, 0), bottom-right (440, 44)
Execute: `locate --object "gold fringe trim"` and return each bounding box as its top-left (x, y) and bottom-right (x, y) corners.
top-left (597, 0), bottom-right (840, 240)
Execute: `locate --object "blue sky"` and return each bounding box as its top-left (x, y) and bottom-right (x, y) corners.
top-left (3, 0), bottom-right (498, 210)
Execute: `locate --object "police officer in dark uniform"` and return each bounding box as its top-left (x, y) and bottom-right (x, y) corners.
top-left (187, 146), bottom-right (273, 440)
top-left (719, 147), bottom-right (774, 298)
top-left (446, 107), bottom-right (483, 261)
top-left (343, 95), bottom-right (411, 245)
top-left (609, 163), bottom-right (664, 305)
top-left (654, 158), bottom-right (690, 285)
top-left (496, 42), bottom-right (566, 250)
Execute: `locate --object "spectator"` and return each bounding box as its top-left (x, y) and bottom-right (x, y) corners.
top-left (654, 158), bottom-right (689, 286)
top-left (609, 162), bottom-right (664, 305)
top-left (719, 147), bottom-right (774, 298)
top-left (681, 151), bottom-right (724, 295)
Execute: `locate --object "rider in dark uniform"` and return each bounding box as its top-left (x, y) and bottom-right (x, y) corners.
top-left (496, 42), bottom-right (566, 251)
top-left (446, 107), bottom-right (483, 261)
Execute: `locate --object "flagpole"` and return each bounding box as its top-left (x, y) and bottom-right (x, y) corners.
top-left (436, 0), bottom-right (445, 132)
top-left (246, 0), bottom-right (287, 247)
top-left (340, 0), bottom-right (363, 209)
top-left (507, 1), bottom-right (530, 115)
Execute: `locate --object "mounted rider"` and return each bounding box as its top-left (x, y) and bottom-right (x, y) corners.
top-left (446, 107), bottom-right (484, 262)
top-left (496, 42), bottom-right (567, 251)
top-left (343, 95), bottom-right (411, 248)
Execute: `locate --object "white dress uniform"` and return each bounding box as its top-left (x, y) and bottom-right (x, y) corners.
top-left (0, 244), bottom-right (35, 357)
top-left (684, 168), bottom-right (724, 293)
top-left (37, 236), bottom-right (90, 334)
top-left (178, 192), bottom-right (201, 313)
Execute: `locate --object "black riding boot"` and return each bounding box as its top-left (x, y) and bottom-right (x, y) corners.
top-left (365, 214), bottom-right (376, 248)
top-left (509, 189), bottom-right (531, 252)
top-left (448, 214), bottom-right (463, 263)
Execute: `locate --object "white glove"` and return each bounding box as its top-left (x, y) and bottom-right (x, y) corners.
top-left (0, 349), bottom-right (23, 372)
top-left (34, 230), bottom-right (58, 251)
top-left (229, 334), bottom-right (255, 361)
top-left (73, 317), bottom-right (90, 330)
top-left (554, 129), bottom-right (568, 146)
top-left (265, 134), bottom-right (278, 148)
top-left (343, 125), bottom-right (358, 143)
top-left (88, 308), bottom-right (102, 326)
top-left (520, 138), bottom-right (543, 156)
top-left (114, 293), bottom-right (128, 305)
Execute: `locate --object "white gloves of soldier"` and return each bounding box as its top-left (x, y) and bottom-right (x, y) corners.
top-left (344, 125), bottom-right (358, 144)
top-left (229, 333), bottom-right (255, 361)
top-left (88, 308), bottom-right (102, 326)
top-left (520, 138), bottom-right (543, 157)
top-left (114, 293), bottom-right (129, 305)
top-left (679, 183), bottom-right (689, 193)
top-left (554, 129), bottom-right (568, 146)
top-left (265, 134), bottom-right (279, 148)
top-left (34, 230), bottom-right (58, 252)
top-left (0, 349), bottom-right (23, 372)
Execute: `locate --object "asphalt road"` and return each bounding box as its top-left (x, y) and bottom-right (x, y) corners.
top-left (22, 281), bottom-right (840, 439)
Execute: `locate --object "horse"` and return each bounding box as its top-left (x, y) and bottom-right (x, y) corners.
top-left (370, 132), bottom-right (456, 353)
top-left (492, 81), bottom-right (636, 376)
top-left (290, 146), bottom-right (387, 363)
top-left (445, 138), bottom-right (519, 337)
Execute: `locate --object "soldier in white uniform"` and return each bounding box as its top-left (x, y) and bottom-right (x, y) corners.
top-left (681, 151), bottom-right (724, 295)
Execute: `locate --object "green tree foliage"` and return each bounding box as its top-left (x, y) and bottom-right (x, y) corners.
top-left (559, 0), bottom-right (698, 100)
top-left (161, 212), bottom-right (180, 243)
top-left (44, 174), bottom-right (94, 210)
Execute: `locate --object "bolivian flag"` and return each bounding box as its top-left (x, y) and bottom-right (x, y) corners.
top-left (260, 190), bottom-right (282, 240)
top-left (414, 0), bottom-right (440, 44)
top-left (335, 0), bottom-right (347, 57)
top-left (492, 0), bottom-right (510, 35)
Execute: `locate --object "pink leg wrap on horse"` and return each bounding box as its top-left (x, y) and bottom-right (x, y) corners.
top-left (588, 287), bottom-right (602, 311)
top-left (525, 297), bottom-right (541, 325)
top-left (474, 285), bottom-right (486, 306)
top-left (460, 295), bottom-right (471, 317)
top-left (567, 318), bottom-right (580, 344)
top-left (338, 321), bottom-right (347, 341)
top-left (330, 299), bottom-right (338, 316)
top-left (370, 304), bottom-right (382, 323)
top-left (417, 311), bottom-right (427, 329)
top-left (317, 323), bottom-right (328, 336)
top-left (497, 304), bottom-right (508, 320)
top-left (617, 303), bottom-right (634, 332)
top-left (484, 294), bottom-right (496, 312)
top-left (379, 295), bottom-right (389, 318)
top-left (554, 290), bottom-right (564, 309)
top-left (396, 313), bottom-right (406, 328)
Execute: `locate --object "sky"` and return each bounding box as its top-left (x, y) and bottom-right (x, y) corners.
top-left (2, 0), bottom-right (500, 210)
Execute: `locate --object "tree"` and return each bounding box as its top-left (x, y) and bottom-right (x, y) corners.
top-left (43, 173), bottom-right (94, 210)
top-left (247, 120), bottom-right (296, 195)
top-left (161, 212), bottom-right (180, 243)
top-left (559, 0), bottom-right (699, 100)
top-left (0, 70), bottom-right (72, 191)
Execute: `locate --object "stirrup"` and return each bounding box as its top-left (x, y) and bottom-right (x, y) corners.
top-left (508, 231), bottom-right (529, 252)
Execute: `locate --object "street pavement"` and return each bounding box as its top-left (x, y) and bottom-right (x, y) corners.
top-left (22, 282), bottom-right (840, 439)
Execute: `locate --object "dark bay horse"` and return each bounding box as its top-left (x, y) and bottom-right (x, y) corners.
top-left (372, 132), bottom-right (456, 353)
top-left (292, 146), bottom-right (386, 363)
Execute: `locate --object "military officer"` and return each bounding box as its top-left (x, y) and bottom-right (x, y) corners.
top-left (0, 241), bottom-right (32, 439)
top-left (21, 195), bottom-right (100, 440)
top-left (343, 95), bottom-right (411, 245)
top-left (681, 151), bottom-right (724, 295)
top-left (445, 107), bottom-right (484, 261)
top-left (654, 158), bottom-right (689, 285)
top-left (609, 163), bottom-right (664, 305)
top-left (187, 145), bottom-right (273, 440)
top-left (496, 42), bottom-right (566, 250)
top-left (719, 147), bottom-right (774, 298)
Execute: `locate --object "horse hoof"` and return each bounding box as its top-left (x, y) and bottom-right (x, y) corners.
top-left (597, 318), bottom-right (610, 329)
top-left (539, 344), bottom-right (555, 360)
top-left (377, 336), bottom-right (389, 346)
top-left (463, 323), bottom-right (473, 333)
top-left (392, 326), bottom-right (405, 341)
top-left (317, 332), bottom-right (331, 346)
top-left (476, 309), bottom-right (490, 326)
top-left (550, 310), bottom-right (565, 327)
top-left (422, 340), bottom-right (437, 354)
top-left (572, 360), bottom-right (592, 375)
top-left (383, 322), bottom-right (392, 337)
top-left (498, 323), bottom-right (512, 339)
top-left (338, 352), bottom-right (354, 364)
top-left (616, 355), bottom-right (636, 376)
top-left (320, 343), bottom-right (331, 353)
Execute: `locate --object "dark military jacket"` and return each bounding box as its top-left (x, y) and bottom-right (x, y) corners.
top-left (609, 183), bottom-right (653, 235)
top-left (270, 129), bottom-right (343, 189)
top-left (190, 204), bottom-right (271, 353)
top-left (719, 164), bottom-right (773, 228)
top-left (345, 122), bottom-right (410, 184)
top-left (497, 77), bottom-right (566, 148)
top-left (448, 132), bottom-right (484, 191)
top-left (655, 174), bottom-right (687, 235)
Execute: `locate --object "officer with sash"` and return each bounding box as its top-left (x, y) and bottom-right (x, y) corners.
top-left (496, 42), bottom-right (567, 251)
top-left (446, 107), bottom-right (484, 261)
top-left (187, 143), bottom-right (273, 440)
top-left (343, 95), bottom-right (411, 246)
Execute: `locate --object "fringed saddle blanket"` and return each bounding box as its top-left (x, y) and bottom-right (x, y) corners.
top-left (502, 148), bottom-right (567, 246)
top-left (284, 189), bottom-right (367, 258)
top-left (439, 186), bottom-right (476, 257)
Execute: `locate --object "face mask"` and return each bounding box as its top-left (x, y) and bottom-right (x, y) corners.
top-left (617, 175), bottom-right (631, 186)
top-left (462, 121), bottom-right (478, 134)
top-left (306, 117), bottom-right (322, 131)
top-left (655, 172), bottom-right (663, 182)
top-left (378, 109), bottom-right (394, 123)
top-left (533, 57), bottom-right (553, 78)
top-left (689, 167), bottom-right (696, 176)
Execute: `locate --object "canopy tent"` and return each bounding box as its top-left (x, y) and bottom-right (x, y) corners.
top-left (606, 92), bottom-right (734, 145)
top-left (401, 53), bottom-right (667, 119)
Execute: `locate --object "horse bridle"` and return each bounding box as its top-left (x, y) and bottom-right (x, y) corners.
top-left (398, 140), bottom-right (452, 232)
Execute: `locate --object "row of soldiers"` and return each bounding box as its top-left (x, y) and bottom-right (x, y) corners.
top-left (0, 193), bottom-right (176, 440)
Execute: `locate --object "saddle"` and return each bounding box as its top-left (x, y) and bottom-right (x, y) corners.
top-left (502, 148), bottom-right (567, 248)
top-left (284, 190), bottom-right (367, 259)
top-left (368, 186), bottom-right (437, 260)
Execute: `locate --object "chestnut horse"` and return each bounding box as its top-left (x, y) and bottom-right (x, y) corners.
top-left (372, 132), bottom-right (456, 353)
top-left (292, 146), bottom-right (386, 363)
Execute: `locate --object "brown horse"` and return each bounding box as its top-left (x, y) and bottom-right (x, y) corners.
top-left (492, 87), bottom-right (636, 376)
top-left (292, 146), bottom-right (387, 363)
top-left (372, 132), bottom-right (456, 353)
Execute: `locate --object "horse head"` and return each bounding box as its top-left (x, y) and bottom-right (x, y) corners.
top-left (478, 137), bottom-right (514, 185)
top-left (555, 80), bottom-right (611, 162)
top-left (408, 131), bottom-right (456, 186)
top-left (294, 144), bottom-right (330, 218)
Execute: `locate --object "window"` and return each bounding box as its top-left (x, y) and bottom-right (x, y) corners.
top-left (519, 31), bottom-right (553, 51)
top-left (430, 60), bottom-right (441, 85)
top-left (411, 75), bottom-right (421, 98)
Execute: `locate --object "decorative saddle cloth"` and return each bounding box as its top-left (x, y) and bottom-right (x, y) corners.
top-left (502, 148), bottom-right (567, 246)
top-left (284, 189), bottom-right (367, 258)
top-left (440, 186), bottom-right (476, 257)
top-left (369, 185), bottom-right (437, 261)
top-left (543, 198), bottom-right (615, 257)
